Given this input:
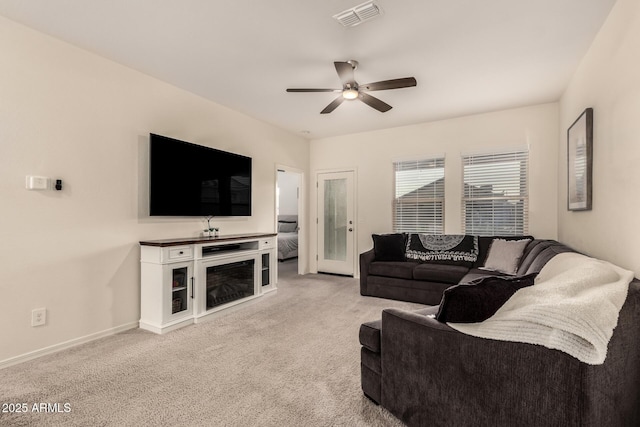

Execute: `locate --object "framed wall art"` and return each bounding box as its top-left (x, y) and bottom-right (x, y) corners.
top-left (567, 108), bottom-right (593, 211)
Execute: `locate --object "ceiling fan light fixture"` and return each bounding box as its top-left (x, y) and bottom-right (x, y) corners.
top-left (342, 88), bottom-right (359, 99)
top-left (286, 60), bottom-right (416, 114)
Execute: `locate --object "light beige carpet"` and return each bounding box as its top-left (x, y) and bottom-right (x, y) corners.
top-left (0, 260), bottom-right (422, 426)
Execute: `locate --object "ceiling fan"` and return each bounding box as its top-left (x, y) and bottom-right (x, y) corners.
top-left (286, 60), bottom-right (417, 114)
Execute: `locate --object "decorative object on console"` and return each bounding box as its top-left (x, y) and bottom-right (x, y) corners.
top-left (405, 234), bottom-right (478, 264)
top-left (567, 107), bottom-right (593, 211)
top-left (203, 215), bottom-right (219, 238)
top-left (480, 238), bottom-right (532, 275)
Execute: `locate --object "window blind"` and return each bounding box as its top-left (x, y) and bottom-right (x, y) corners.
top-left (462, 150), bottom-right (528, 236)
top-left (393, 157), bottom-right (445, 234)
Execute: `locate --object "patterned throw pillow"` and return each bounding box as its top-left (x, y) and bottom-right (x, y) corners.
top-left (405, 234), bottom-right (479, 266)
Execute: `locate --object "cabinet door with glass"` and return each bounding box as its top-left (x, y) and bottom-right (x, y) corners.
top-left (260, 249), bottom-right (277, 292)
top-left (164, 261), bottom-right (194, 321)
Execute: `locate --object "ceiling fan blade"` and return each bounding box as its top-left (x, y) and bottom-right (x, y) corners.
top-left (359, 92), bottom-right (392, 112)
top-left (360, 77), bottom-right (417, 91)
top-left (286, 88), bottom-right (341, 93)
top-left (334, 61), bottom-right (355, 85)
top-left (320, 96), bottom-right (345, 114)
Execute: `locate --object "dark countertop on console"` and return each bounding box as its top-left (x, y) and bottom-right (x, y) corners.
top-left (139, 232), bottom-right (277, 247)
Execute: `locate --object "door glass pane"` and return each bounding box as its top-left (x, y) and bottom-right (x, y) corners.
top-left (171, 267), bottom-right (188, 314)
top-left (324, 178), bottom-right (347, 261)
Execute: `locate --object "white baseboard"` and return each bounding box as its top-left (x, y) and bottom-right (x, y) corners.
top-left (0, 322), bottom-right (139, 370)
top-left (139, 318), bottom-right (194, 334)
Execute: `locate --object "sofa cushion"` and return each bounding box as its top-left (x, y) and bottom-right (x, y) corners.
top-left (519, 241), bottom-right (576, 275)
top-left (369, 261), bottom-right (419, 280)
top-left (367, 276), bottom-right (451, 305)
top-left (480, 238), bottom-right (532, 275)
top-left (413, 263), bottom-right (470, 284)
top-left (474, 235), bottom-right (534, 267)
top-left (360, 306), bottom-right (438, 354)
top-left (435, 273), bottom-right (538, 323)
top-left (360, 319), bottom-right (382, 352)
top-left (405, 234), bottom-right (478, 267)
top-left (459, 268), bottom-right (510, 284)
top-left (514, 239), bottom-right (545, 273)
top-left (372, 233), bottom-right (406, 261)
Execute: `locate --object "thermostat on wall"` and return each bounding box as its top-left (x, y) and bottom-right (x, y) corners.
top-left (26, 175), bottom-right (50, 190)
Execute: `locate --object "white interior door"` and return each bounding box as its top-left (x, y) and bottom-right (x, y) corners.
top-left (317, 171), bottom-right (355, 276)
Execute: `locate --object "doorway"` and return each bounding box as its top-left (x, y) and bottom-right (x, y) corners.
top-left (277, 167), bottom-right (304, 276)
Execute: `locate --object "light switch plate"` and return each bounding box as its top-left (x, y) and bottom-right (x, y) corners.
top-left (26, 176), bottom-right (50, 190)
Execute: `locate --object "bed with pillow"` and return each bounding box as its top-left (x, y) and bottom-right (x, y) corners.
top-left (277, 215), bottom-right (298, 261)
top-left (359, 233), bottom-right (573, 305)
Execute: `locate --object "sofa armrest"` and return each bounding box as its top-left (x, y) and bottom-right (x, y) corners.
top-left (359, 248), bottom-right (376, 295)
top-left (380, 307), bottom-right (583, 427)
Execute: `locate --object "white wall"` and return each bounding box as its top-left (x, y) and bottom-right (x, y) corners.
top-left (558, 0), bottom-right (640, 275)
top-left (309, 103), bottom-right (559, 272)
top-left (0, 16), bottom-right (309, 364)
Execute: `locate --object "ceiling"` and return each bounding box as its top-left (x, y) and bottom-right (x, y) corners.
top-left (0, 0), bottom-right (617, 139)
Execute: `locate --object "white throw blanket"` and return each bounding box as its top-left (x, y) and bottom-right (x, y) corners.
top-left (448, 252), bottom-right (634, 365)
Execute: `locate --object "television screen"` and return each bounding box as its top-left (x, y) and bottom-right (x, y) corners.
top-left (149, 133), bottom-right (252, 216)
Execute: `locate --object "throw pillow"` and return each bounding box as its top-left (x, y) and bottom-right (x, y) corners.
top-left (405, 234), bottom-right (479, 266)
top-left (372, 233), bottom-right (406, 261)
top-left (435, 273), bottom-right (538, 323)
top-left (278, 221), bottom-right (297, 233)
top-left (481, 238), bottom-right (532, 275)
top-left (475, 235), bottom-right (534, 266)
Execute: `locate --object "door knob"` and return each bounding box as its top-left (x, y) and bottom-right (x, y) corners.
top-left (349, 228), bottom-right (353, 232)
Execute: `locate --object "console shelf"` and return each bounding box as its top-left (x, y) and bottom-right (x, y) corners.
top-left (139, 233), bottom-right (277, 334)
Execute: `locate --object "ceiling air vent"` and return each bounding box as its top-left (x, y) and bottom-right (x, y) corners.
top-left (333, 1), bottom-right (382, 27)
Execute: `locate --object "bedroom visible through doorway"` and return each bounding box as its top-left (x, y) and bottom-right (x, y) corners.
top-left (277, 168), bottom-right (303, 275)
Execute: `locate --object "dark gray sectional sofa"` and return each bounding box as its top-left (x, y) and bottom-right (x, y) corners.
top-left (359, 235), bottom-right (640, 426)
top-left (360, 235), bottom-right (572, 305)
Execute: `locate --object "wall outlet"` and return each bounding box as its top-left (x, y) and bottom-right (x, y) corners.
top-left (31, 308), bottom-right (46, 327)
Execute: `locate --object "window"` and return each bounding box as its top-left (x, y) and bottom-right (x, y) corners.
top-left (393, 157), bottom-right (445, 234)
top-left (462, 149), bottom-right (528, 236)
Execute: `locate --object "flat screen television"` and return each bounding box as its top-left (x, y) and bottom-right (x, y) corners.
top-left (149, 133), bottom-right (252, 216)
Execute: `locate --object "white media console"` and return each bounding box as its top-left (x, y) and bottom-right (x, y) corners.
top-left (139, 233), bottom-right (277, 334)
